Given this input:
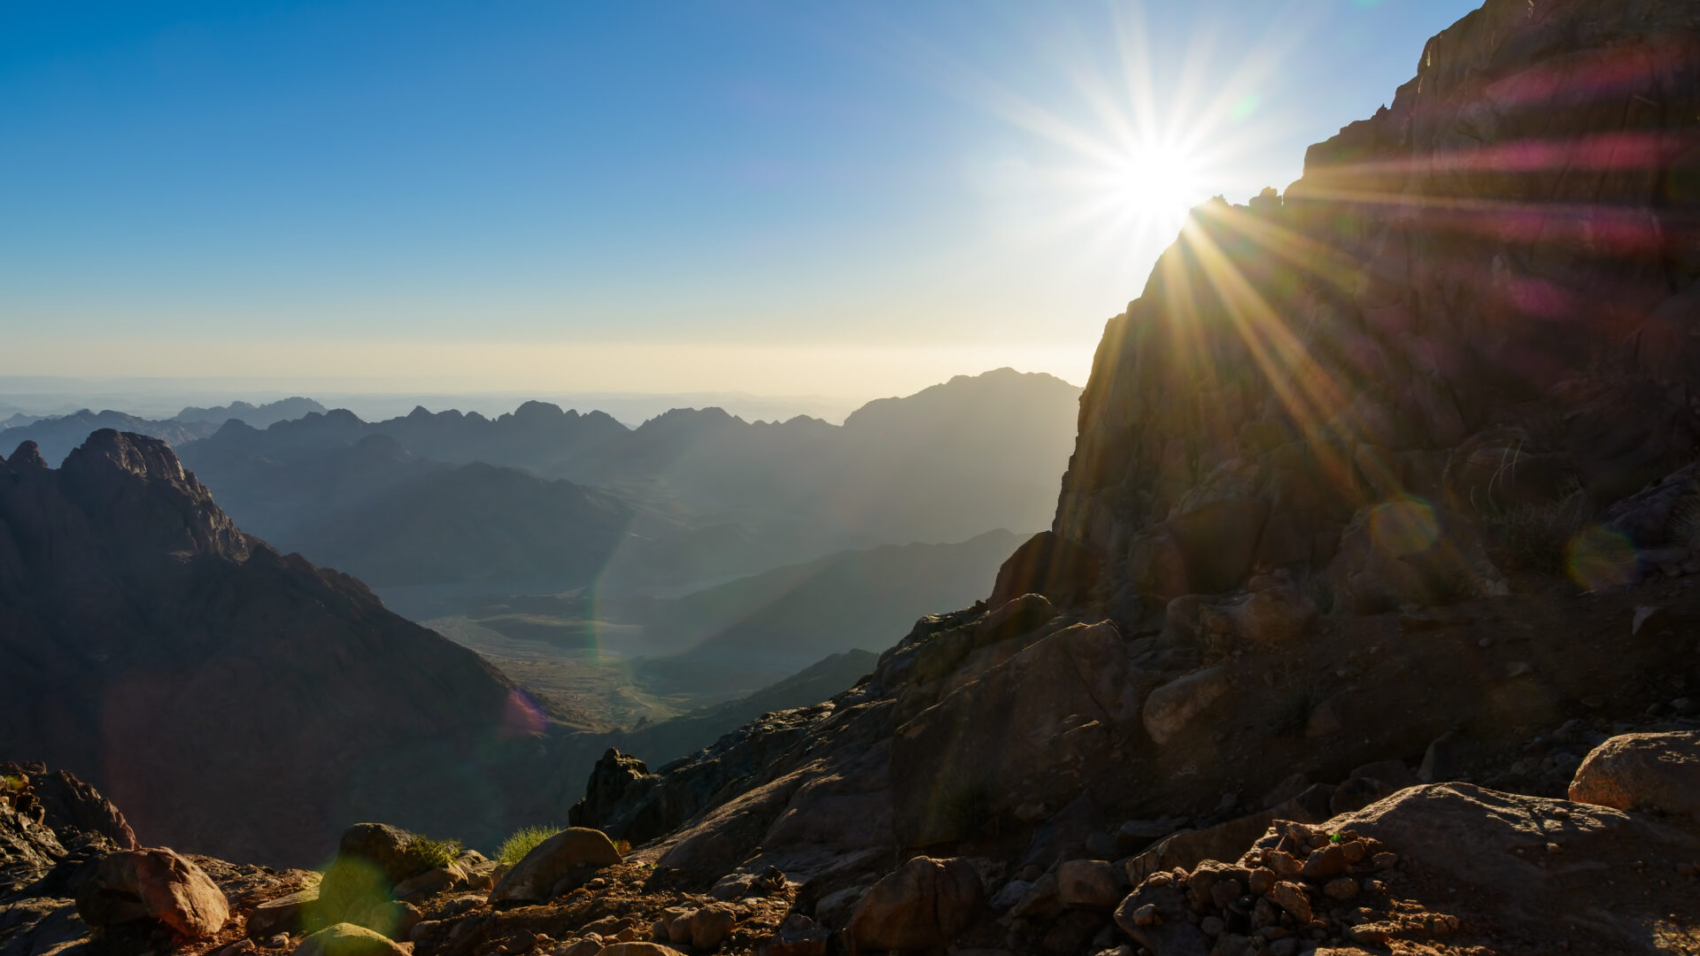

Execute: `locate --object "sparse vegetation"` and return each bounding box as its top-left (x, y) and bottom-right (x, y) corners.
top-left (496, 825), bottom-right (563, 866)
top-left (0, 774), bottom-right (24, 792)
top-left (1478, 488), bottom-right (1591, 575)
top-left (405, 835), bottom-right (463, 872)
top-left (614, 838), bottom-right (632, 856)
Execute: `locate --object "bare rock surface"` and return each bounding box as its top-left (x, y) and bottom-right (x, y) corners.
top-left (75, 847), bottom-right (230, 938)
top-left (845, 857), bottom-right (982, 953)
top-left (1569, 730), bottom-right (1700, 819)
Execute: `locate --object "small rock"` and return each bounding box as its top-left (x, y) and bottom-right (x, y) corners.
top-left (600, 945), bottom-right (687, 956)
top-left (1247, 867), bottom-right (1277, 896)
top-left (689, 904), bottom-right (737, 951)
top-left (1372, 852), bottom-right (1399, 871)
top-left (1345, 923), bottom-right (1392, 945)
top-left (1200, 915), bottom-right (1224, 937)
top-left (1322, 878), bottom-right (1358, 901)
top-left (662, 907), bottom-right (694, 946)
top-left (1265, 882), bottom-right (1312, 923)
top-left (988, 879), bottom-right (1031, 910)
top-left (1057, 859), bottom-right (1123, 911)
top-left (1264, 850), bottom-right (1300, 879)
top-left (1128, 903), bottom-right (1158, 926)
top-left (1299, 844), bottom-right (1348, 879)
top-left (1209, 878), bottom-right (1242, 910)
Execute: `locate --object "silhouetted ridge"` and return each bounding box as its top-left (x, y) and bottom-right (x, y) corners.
top-left (0, 431), bottom-right (563, 867)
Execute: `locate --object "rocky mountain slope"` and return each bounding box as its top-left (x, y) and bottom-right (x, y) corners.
top-left (550, 0), bottom-right (1700, 951)
top-left (628, 529), bottom-right (1028, 693)
top-left (0, 431), bottom-right (579, 867)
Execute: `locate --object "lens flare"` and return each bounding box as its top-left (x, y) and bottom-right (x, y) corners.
top-left (1368, 499), bottom-right (1441, 558)
top-left (1566, 525), bottom-right (1638, 592)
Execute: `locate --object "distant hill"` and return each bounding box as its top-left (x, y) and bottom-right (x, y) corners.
top-left (629, 529), bottom-right (1028, 692)
top-left (604, 649), bottom-right (876, 770)
top-left (294, 461), bottom-right (631, 590)
top-left (172, 396), bottom-right (326, 427)
top-left (0, 411), bottom-right (222, 465)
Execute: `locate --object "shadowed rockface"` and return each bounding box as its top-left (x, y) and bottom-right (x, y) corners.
top-left (0, 431), bottom-right (583, 867)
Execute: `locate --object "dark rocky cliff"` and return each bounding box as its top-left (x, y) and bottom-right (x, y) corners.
top-left (0, 431), bottom-right (575, 867)
top-left (1046, 0), bottom-right (1700, 615)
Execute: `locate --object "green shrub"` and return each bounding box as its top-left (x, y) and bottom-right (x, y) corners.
top-left (0, 775), bottom-right (24, 792)
top-left (404, 835), bottom-right (463, 872)
top-left (496, 825), bottom-right (563, 866)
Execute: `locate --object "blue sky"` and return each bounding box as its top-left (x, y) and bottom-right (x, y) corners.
top-left (0, 0), bottom-right (1481, 397)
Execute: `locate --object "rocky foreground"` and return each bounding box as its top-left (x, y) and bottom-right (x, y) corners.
top-left (4, 726), bottom-right (1699, 956)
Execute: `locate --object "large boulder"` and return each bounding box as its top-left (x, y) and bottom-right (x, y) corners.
top-left (846, 857), bottom-right (982, 952)
top-left (1568, 730), bottom-right (1700, 819)
top-left (309, 823), bottom-right (444, 936)
top-left (334, 823), bottom-right (428, 884)
top-left (487, 827), bottom-right (622, 903)
top-left (1320, 783), bottom-right (1700, 950)
top-left (1141, 666), bottom-right (1229, 746)
top-left (75, 848), bottom-right (229, 938)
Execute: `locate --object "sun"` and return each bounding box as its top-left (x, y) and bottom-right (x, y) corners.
top-left (1109, 142), bottom-right (1209, 236)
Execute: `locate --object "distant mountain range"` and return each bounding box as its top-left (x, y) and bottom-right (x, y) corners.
top-left (172, 396), bottom-right (326, 426)
top-left (0, 411), bottom-right (223, 465)
top-left (625, 529), bottom-right (1024, 693)
top-left (178, 369), bottom-right (1080, 598)
top-left (0, 397), bottom-right (327, 465)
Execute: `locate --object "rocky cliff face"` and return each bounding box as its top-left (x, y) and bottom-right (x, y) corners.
top-left (1048, 0), bottom-right (1700, 615)
top-left (564, 1), bottom-right (1700, 950)
top-left (0, 431), bottom-right (578, 867)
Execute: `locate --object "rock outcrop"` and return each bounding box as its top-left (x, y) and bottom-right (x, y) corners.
top-left (1049, 0), bottom-right (1700, 615)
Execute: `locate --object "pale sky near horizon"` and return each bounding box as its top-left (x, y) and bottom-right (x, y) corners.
top-left (1, 0), bottom-right (1481, 400)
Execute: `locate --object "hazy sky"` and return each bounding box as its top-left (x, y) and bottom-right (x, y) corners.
top-left (2, 0), bottom-right (1480, 399)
